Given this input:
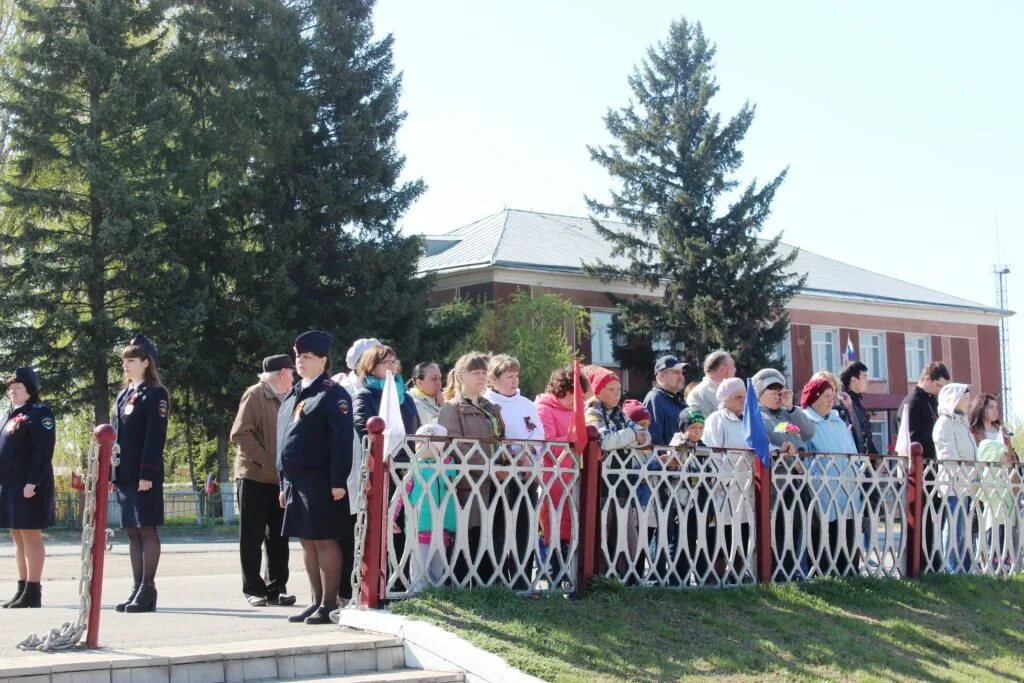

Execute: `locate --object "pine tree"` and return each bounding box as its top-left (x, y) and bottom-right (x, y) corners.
top-left (0, 0), bottom-right (171, 423)
top-left (585, 18), bottom-right (805, 379)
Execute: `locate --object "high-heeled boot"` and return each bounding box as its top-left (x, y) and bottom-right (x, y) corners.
top-left (125, 583), bottom-right (157, 613)
top-left (2, 580), bottom-right (26, 608)
top-left (115, 584), bottom-right (141, 612)
top-left (8, 581), bottom-right (41, 608)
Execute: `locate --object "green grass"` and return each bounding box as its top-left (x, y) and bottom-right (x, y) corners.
top-left (390, 575), bottom-right (1024, 682)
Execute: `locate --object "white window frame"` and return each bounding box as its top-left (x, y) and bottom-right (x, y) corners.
top-left (590, 309), bottom-right (617, 365)
top-left (905, 335), bottom-right (930, 382)
top-left (811, 327), bottom-right (840, 374)
top-left (869, 417), bottom-right (890, 455)
top-left (651, 330), bottom-right (673, 354)
top-left (858, 331), bottom-right (887, 381)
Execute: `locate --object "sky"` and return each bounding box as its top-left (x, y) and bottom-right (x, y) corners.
top-left (372, 0), bottom-right (1024, 419)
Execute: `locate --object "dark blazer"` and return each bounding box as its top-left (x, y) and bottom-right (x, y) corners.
top-left (899, 386), bottom-right (939, 460)
top-left (351, 380), bottom-right (420, 440)
top-left (114, 382), bottom-right (169, 484)
top-left (277, 373), bottom-right (354, 494)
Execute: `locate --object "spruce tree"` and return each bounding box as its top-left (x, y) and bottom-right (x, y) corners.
top-left (585, 18), bottom-right (805, 379)
top-left (0, 0), bottom-right (171, 423)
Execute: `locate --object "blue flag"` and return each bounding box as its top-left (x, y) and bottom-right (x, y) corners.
top-left (743, 379), bottom-right (771, 468)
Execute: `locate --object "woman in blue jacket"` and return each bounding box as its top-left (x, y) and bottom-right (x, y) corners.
top-left (0, 368), bottom-right (56, 608)
top-left (112, 335), bottom-right (169, 613)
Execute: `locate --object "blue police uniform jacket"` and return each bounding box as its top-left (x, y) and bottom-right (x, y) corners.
top-left (0, 402), bottom-right (56, 488)
top-left (113, 382), bottom-right (169, 484)
top-left (277, 373), bottom-right (354, 493)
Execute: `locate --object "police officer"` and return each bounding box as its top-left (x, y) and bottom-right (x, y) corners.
top-left (112, 334), bottom-right (169, 614)
top-left (0, 368), bottom-right (56, 608)
top-left (277, 331), bottom-right (354, 624)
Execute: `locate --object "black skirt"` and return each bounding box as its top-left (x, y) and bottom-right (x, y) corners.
top-left (116, 481), bottom-right (165, 528)
top-left (0, 475), bottom-right (55, 530)
top-left (281, 466), bottom-right (344, 540)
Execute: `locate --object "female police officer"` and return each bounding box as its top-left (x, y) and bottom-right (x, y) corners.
top-left (277, 330), bottom-right (354, 624)
top-left (112, 334), bottom-right (169, 613)
top-left (0, 368), bottom-right (56, 608)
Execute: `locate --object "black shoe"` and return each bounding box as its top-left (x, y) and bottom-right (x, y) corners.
top-left (2, 580), bottom-right (26, 608)
top-left (246, 594), bottom-right (268, 607)
top-left (268, 593), bottom-right (296, 606)
top-left (304, 605), bottom-right (335, 625)
top-left (125, 583), bottom-right (157, 613)
top-left (8, 581), bottom-right (41, 608)
top-left (115, 584), bottom-right (141, 612)
top-left (287, 603), bottom-right (319, 623)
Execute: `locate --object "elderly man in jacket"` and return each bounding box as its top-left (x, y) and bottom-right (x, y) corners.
top-left (687, 350), bottom-right (736, 418)
top-left (230, 355), bottom-right (297, 607)
top-left (642, 355), bottom-right (690, 446)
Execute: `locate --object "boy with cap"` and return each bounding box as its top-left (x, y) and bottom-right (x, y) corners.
top-left (643, 355), bottom-right (689, 446)
top-left (230, 354), bottom-right (297, 607)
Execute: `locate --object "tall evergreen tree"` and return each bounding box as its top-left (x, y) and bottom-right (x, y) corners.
top-left (585, 18), bottom-right (805, 379)
top-left (0, 0), bottom-right (171, 423)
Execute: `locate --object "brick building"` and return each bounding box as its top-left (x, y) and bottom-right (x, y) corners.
top-left (420, 209), bottom-right (1009, 451)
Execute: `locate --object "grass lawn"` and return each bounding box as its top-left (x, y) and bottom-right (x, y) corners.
top-left (390, 575), bottom-right (1024, 682)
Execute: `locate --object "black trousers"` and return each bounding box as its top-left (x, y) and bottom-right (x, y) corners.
top-left (237, 479), bottom-right (289, 597)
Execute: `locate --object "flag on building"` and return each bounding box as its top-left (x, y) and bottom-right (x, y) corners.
top-left (845, 337), bottom-right (856, 362)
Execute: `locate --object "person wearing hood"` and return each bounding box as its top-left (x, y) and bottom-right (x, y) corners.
top-left (0, 368), bottom-right (56, 609)
top-left (534, 367), bottom-right (589, 577)
top-left (933, 382), bottom-right (976, 573)
top-left (484, 354), bottom-right (544, 588)
top-left (642, 355), bottom-right (689, 446)
top-left (407, 362), bottom-right (443, 426)
top-left (801, 377), bottom-right (861, 575)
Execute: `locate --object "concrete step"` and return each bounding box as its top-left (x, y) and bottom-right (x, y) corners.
top-left (0, 630), bottom-right (465, 683)
top-left (295, 669), bottom-right (463, 682)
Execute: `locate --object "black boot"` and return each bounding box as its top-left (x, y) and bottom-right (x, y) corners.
top-left (115, 584), bottom-right (141, 612)
top-left (8, 581), bottom-right (41, 608)
top-left (2, 580), bottom-right (26, 608)
top-left (304, 604), bottom-right (336, 625)
top-left (125, 583), bottom-right (157, 613)
top-left (287, 603), bottom-right (320, 623)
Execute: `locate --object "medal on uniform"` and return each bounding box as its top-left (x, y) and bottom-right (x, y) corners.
top-left (7, 414), bottom-right (28, 433)
top-left (124, 392), bottom-right (139, 415)
top-left (293, 400), bottom-right (305, 422)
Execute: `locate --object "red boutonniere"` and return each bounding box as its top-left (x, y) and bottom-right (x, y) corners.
top-left (7, 414), bottom-right (28, 433)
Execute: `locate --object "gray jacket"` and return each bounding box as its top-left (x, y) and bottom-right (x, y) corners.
top-left (759, 405), bottom-right (815, 450)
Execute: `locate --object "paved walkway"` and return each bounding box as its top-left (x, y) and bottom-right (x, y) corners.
top-left (0, 540), bottom-right (337, 660)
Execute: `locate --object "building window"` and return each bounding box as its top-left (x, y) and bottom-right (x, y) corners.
top-left (870, 417), bottom-right (890, 454)
top-left (905, 335), bottom-right (930, 381)
top-left (811, 328), bottom-right (839, 374)
top-left (859, 332), bottom-right (887, 380)
top-left (652, 331), bottom-right (673, 354)
top-left (590, 310), bottom-right (616, 365)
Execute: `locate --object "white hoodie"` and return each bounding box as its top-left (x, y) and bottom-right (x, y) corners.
top-left (933, 383), bottom-right (976, 462)
top-left (483, 389), bottom-right (545, 441)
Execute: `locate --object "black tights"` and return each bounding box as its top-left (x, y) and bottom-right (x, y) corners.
top-left (125, 526), bottom-right (161, 585)
top-left (300, 539), bottom-right (340, 610)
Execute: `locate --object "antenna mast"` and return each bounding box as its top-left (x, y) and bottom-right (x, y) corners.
top-left (993, 264), bottom-right (1012, 418)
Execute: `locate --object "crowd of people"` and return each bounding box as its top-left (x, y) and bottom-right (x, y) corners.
top-left (0, 332), bottom-right (1019, 616)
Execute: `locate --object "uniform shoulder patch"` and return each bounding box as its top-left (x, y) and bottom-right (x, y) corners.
top-left (338, 399), bottom-right (350, 414)
top-left (158, 399), bottom-right (169, 418)
top-left (41, 417), bottom-right (55, 431)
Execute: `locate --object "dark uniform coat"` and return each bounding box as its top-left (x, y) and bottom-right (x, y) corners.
top-left (277, 373), bottom-right (354, 539)
top-left (113, 381), bottom-right (169, 527)
top-left (0, 402), bottom-right (56, 529)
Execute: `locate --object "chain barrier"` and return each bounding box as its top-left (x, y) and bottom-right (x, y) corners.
top-left (346, 435), bottom-right (372, 608)
top-left (17, 442), bottom-right (118, 652)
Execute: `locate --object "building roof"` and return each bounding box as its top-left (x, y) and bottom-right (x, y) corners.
top-left (419, 208), bottom-right (1006, 315)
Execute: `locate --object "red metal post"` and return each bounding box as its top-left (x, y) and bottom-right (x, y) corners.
top-left (360, 417), bottom-right (388, 608)
top-left (86, 424), bottom-right (116, 649)
top-left (574, 426), bottom-right (601, 598)
top-left (905, 442), bottom-right (924, 579)
top-left (753, 455), bottom-right (773, 585)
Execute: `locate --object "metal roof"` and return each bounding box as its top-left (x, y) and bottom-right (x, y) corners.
top-left (419, 209), bottom-right (1007, 315)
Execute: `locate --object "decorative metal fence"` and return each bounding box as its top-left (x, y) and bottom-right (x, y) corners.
top-left (354, 419), bottom-right (1024, 607)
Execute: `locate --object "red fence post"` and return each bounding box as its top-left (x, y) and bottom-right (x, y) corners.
top-left (905, 442), bottom-right (924, 579)
top-left (753, 455), bottom-right (773, 585)
top-left (360, 417), bottom-right (388, 608)
top-left (86, 424), bottom-right (115, 649)
top-left (574, 427), bottom-right (602, 598)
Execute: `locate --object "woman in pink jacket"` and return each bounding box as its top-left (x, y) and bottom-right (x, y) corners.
top-left (534, 367), bottom-right (590, 575)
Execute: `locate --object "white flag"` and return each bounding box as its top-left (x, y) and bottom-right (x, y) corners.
top-left (379, 370), bottom-right (406, 461)
top-left (895, 405), bottom-right (912, 458)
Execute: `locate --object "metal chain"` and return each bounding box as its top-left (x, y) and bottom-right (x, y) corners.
top-left (18, 442), bottom-right (119, 652)
top-left (346, 435), bottom-right (372, 608)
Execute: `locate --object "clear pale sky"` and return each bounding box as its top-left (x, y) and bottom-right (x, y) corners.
top-left (372, 0), bottom-right (1024, 419)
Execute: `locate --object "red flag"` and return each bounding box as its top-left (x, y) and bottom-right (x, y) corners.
top-left (566, 360), bottom-right (587, 454)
